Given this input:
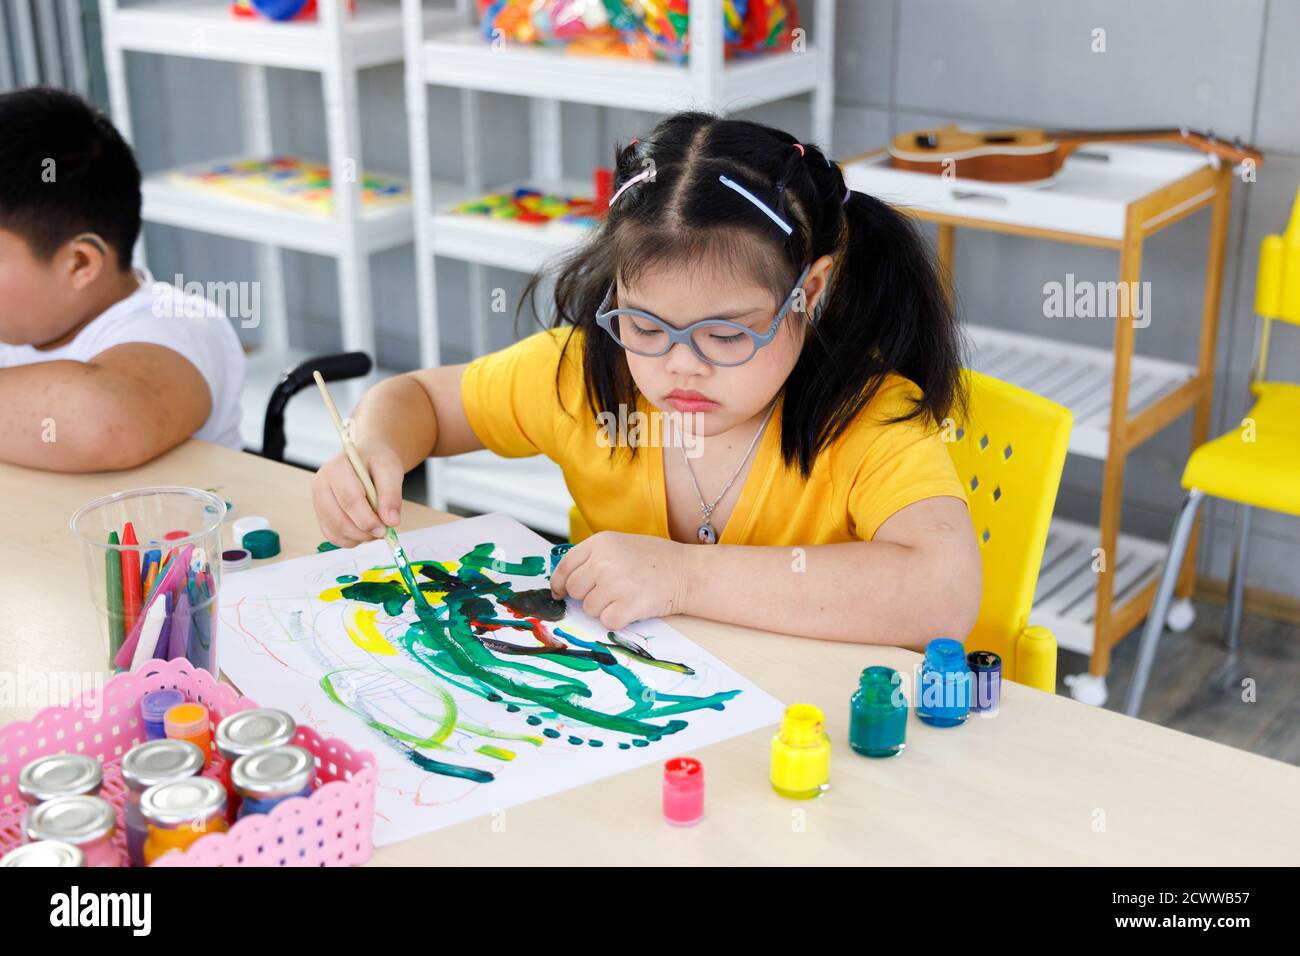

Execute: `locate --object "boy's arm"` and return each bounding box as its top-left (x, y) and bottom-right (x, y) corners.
top-left (0, 343), bottom-right (212, 472)
top-left (679, 496), bottom-right (981, 649)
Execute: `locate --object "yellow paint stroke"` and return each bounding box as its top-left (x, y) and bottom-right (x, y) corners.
top-left (345, 606), bottom-right (397, 656)
top-left (319, 562), bottom-right (454, 604)
top-left (476, 745), bottom-right (517, 761)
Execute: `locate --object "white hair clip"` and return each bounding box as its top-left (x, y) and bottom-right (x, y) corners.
top-left (608, 168), bottom-right (654, 208)
top-left (718, 174), bottom-right (793, 235)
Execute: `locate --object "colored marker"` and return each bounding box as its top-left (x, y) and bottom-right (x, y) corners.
top-left (120, 522), bottom-right (143, 635)
top-left (106, 531), bottom-right (125, 659)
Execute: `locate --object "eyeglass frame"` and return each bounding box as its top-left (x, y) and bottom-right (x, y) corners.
top-left (594, 262), bottom-right (814, 368)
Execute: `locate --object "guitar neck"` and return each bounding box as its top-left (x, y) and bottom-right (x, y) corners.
top-left (1046, 127), bottom-right (1260, 164)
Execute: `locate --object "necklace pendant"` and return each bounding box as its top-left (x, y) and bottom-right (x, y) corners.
top-left (696, 522), bottom-right (717, 545)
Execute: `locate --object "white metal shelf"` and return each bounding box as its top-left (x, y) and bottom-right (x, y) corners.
top-left (106, 0), bottom-right (456, 70)
top-left (437, 454), bottom-right (573, 538)
top-left (1031, 517), bottom-right (1167, 656)
top-left (428, 178), bottom-right (594, 272)
top-left (142, 161), bottom-right (426, 256)
top-left (965, 323), bottom-right (1196, 460)
top-left (419, 26), bottom-right (828, 112)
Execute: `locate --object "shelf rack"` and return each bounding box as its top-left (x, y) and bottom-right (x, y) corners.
top-left (99, 0), bottom-right (458, 463)
top-left (844, 143), bottom-right (1235, 690)
top-left (401, 0), bottom-right (836, 531)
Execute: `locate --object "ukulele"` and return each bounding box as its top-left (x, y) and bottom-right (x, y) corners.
top-left (887, 125), bottom-right (1263, 183)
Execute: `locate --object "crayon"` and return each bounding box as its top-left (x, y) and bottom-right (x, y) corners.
top-left (153, 592), bottom-right (174, 661)
top-left (142, 563), bottom-right (159, 602)
top-left (168, 591), bottom-right (191, 661)
top-left (121, 523), bottom-right (143, 635)
top-left (105, 531), bottom-right (126, 659)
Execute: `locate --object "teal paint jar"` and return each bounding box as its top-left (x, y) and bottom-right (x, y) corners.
top-left (849, 666), bottom-right (907, 757)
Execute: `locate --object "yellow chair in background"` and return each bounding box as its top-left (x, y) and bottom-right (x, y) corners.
top-left (1124, 184), bottom-right (1300, 717)
top-left (946, 370), bottom-right (1073, 692)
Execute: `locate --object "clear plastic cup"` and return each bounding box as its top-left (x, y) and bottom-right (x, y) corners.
top-left (70, 487), bottom-right (225, 674)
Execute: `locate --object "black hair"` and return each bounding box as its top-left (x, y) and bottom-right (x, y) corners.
top-left (522, 110), bottom-right (965, 479)
top-left (0, 87), bottom-right (141, 270)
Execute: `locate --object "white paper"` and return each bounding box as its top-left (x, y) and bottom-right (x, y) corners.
top-left (218, 512), bottom-right (784, 846)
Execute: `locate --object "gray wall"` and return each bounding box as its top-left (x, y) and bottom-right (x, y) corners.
top-left (125, 0), bottom-right (1299, 599)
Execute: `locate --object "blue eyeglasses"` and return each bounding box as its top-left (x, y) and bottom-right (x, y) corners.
top-left (595, 263), bottom-right (813, 367)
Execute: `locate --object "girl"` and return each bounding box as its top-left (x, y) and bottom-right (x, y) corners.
top-left (313, 112), bottom-right (980, 648)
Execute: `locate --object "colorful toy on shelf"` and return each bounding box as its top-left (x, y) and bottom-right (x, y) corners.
top-left (477, 0), bottom-right (794, 62)
top-left (450, 168), bottom-right (613, 229)
top-left (167, 157), bottom-right (409, 217)
top-left (230, 0), bottom-right (355, 22)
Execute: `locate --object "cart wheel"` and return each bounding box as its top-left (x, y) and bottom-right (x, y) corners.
top-left (1165, 598), bottom-right (1196, 633)
top-left (1063, 672), bottom-right (1108, 707)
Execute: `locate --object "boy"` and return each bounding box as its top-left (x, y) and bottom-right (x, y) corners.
top-left (0, 87), bottom-right (245, 472)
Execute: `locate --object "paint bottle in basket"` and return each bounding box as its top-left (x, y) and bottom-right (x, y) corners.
top-left (24, 795), bottom-right (119, 867)
top-left (18, 754), bottom-right (103, 805)
top-left (215, 709), bottom-right (297, 821)
top-left (231, 745), bottom-right (315, 819)
top-left (121, 740), bottom-right (205, 866)
top-left (141, 777), bottom-right (229, 865)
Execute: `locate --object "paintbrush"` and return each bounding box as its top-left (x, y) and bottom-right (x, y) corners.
top-left (312, 371), bottom-right (418, 579)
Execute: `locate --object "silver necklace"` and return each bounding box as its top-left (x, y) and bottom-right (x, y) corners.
top-left (678, 401), bottom-right (777, 545)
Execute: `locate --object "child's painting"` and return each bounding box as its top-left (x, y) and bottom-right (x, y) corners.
top-left (217, 512), bottom-right (784, 845)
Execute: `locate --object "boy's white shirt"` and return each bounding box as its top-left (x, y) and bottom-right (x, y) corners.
top-left (0, 267), bottom-right (246, 449)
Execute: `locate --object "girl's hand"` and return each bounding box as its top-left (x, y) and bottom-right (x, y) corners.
top-left (549, 531), bottom-right (690, 631)
top-left (312, 443), bottom-right (405, 547)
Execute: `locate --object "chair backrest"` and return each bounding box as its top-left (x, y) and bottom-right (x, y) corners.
top-left (945, 370), bottom-right (1072, 679)
top-left (1254, 181), bottom-right (1300, 389)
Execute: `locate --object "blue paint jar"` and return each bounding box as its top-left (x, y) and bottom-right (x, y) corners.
top-left (140, 689), bottom-right (184, 741)
top-left (968, 650), bottom-right (1002, 716)
top-left (849, 666), bottom-right (907, 757)
top-left (232, 745), bottom-right (315, 819)
top-left (915, 638), bottom-right (971, 727)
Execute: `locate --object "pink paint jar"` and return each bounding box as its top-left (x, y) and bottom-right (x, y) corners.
top-left (662, 757), bottom-right (704, 826)
top-left (24, 795), bottom-right (120, 867)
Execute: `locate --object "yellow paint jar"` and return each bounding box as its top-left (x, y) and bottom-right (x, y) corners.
top-left (770, 703), bottom-right (831, 799)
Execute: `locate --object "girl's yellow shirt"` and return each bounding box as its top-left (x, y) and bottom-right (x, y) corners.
top-left (460, 326), bottom-right (967, 546)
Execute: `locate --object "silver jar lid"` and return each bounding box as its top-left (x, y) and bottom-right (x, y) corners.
top-left (215, 708), bottom-right (296, 760)
top-left (1, 840), bottom-right (86, 867)
top-left (121, 739), bottom-right (206, 793)
top-left (231, 745), bottom-right (314, 799)
top-left (25, 795), bottom-right (115, 844)
top-left (140, 776), bottom-right (227, 827)
top-left (18, 754), bottom-right (103, 804)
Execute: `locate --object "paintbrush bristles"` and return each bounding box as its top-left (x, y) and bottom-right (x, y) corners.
top-left (313, 371), bottom-right (381, 513)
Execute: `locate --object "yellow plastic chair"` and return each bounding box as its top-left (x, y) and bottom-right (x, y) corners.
top-left (1125, 185), bottom-right (1300, 716)
top-left (946, 370), bottom-right (1073, 692)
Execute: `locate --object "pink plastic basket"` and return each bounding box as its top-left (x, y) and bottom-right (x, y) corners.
top-left (0, 658), bottom-right (376, 867)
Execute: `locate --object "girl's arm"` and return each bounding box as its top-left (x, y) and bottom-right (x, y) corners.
top-left (679, 496), bottom-right (981, 648)
top-left (313, 364), bottom-right (485, 545)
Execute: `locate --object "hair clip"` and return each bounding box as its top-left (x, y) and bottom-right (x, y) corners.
top-left (793, 142), bottom-right (805, 157)
top-left (608, 168), bottom-right (653, 208)
top-left (718, 174), bottom-right (793, 235)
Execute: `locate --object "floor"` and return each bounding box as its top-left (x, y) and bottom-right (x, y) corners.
top-left (1060, 601), bottom-right (1300, 766)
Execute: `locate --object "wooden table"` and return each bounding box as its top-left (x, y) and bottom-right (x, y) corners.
top-left (3, 441), bottom-right (1298, 864)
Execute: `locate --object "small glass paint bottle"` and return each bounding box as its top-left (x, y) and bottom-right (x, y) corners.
top-left (120, 739), bottom-right (205, 867)
top-left (215, 708), bottom-right (297, 822)
top-left (232, 745), bottom-right (315, 819)
top-left (140, 689), bottom-right (185, 741)
top-left (141, 777), bottom-right (229, 864)
top-left (849, 666), bottom-right (908, 757)
top-left (18, 753), bottom-right (103, 806)
top-left (770, 703), bottom-right (831, 799)
top-left (915, 638), bottom-right (972, 727)
top-left (968, 650), bottom-right (1002, 717)
top-left (0, 840), bottom-right (84, 867)
top-left (662, 757), bottom-right (704, 825)
top-left (24, 795), bottom-right (119, 867)
top-left (164, 702), bottom-right (212, 766)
